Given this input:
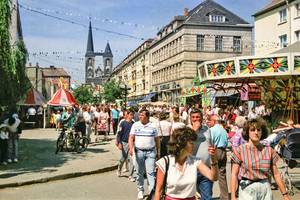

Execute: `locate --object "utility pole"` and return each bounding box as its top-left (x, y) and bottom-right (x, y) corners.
top-left (35, 62), bottom-right (39, 89)
top-left (125, 84), bottom-right (127, 108)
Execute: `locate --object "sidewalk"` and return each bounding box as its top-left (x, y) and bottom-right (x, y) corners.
top-left (0, 128), bottom-right (120, 189)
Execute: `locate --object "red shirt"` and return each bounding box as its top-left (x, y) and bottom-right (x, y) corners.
top-left (231, 143), bottom-right (279, 180)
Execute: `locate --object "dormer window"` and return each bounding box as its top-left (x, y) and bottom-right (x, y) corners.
top-left (209, 15), bottom-right (225, 23)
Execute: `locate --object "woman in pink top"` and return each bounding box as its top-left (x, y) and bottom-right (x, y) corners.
top-left (97, 107), bottom-right (109, 141)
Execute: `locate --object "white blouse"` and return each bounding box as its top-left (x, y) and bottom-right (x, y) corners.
top-left (156, 155), bottom-right (200, 198)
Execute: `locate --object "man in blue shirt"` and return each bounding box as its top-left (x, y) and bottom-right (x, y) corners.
top-left (206, 114), bottom-right (229, 200)
top-left (116, 110), bottom-right (134, 177)
top-left (111, 105), bottom-right (119, 135)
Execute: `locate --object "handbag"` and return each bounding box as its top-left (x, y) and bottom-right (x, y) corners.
top-left (147, 156), bottom-right (170, 200)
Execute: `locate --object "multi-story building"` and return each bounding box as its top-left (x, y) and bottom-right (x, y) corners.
top-left (254, 0), bottom-right (300, 55)
top-left (150, 0), bottom-right (253, 104)
top-left (26, 64), bottom-right (71, 100)
top-left (110, 39), bottom-right (153, 103)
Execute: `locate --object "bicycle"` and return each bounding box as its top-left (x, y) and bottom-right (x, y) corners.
top-left (55, 127), bottom-right (89, 154)
top-left (55, 127), bottom-right (68, 154)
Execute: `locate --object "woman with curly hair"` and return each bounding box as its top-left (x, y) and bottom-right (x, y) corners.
top-left (154, 127), bottom-right (218, 200)
top-left (231, 118), bottom-right (291, 200)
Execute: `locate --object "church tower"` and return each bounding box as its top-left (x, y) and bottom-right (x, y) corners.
top-left (84, 21), bottom-right (113, 85)
top-left (85, 21), bottom-right (95, 84)
top-left (103, 42), bottom-right (113, 75)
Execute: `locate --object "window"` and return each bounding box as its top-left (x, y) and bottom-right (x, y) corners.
top-left (279, 9), bottom-right (287, 23)
top-left (296, 30), bottom-right (300, 42)
top-left (196, 35), bottom-right (205, 51)
top-left (209, 15), bottom-right (225, 23)
top-left (215, 35), bottom-right (223, 52)
top-left (296, 3), bottom-right (300, 16)
top-left (233, 36), bottom-right (242, 52)
top-left (279, 34), bottom-right (288, 48)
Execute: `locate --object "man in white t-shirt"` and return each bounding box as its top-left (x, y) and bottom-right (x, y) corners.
top-left (129, 109), bottom-right (160, 200)
top-left (83, 106), bottom-right (92, 141)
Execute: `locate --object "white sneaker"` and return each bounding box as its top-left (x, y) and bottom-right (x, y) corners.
top-left (13, 158), bottom-right (18, 163)
top-left (1, 161), bottom-right (7, 165)
top-left (137, 190), bottom-right (144, 200)
top-left (128, 176), bottom-right (136, 182)
top-left (7, 159), bottom-right (12, 163)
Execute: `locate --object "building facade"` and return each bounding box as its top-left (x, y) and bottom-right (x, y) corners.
top-left (111, 39), bottom-right (153, 102)
top-left (26, 64), bottom-right (71, 100)
top-left (149, 0), bottom-right (253, 104)
top-left (254, 0), bottom-right (300, 55)
top-left (85, 21), bottom-right (113, 85)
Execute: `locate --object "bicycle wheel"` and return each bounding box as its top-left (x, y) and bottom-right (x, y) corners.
top-left (56, 135), bottom-right (65, 154)
top-left (75, 136), bottom-right (89, 153)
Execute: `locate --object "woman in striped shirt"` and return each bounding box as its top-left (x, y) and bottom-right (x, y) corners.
top-left (231, 118), bottom-right (290, 200)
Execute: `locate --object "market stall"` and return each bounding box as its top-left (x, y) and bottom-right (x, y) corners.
top-left (198, 52), bottom-right (300, 122)
top-left (17, 88), bottom-right (47, 128)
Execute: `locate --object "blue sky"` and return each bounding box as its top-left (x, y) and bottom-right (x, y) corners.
top-left (19, 0), bottom-right (270, 84)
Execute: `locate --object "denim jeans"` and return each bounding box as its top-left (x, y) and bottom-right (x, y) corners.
top-left (8, 135), bottom-right (18, 160)
top-left (135, 148), bottom-right (156, 192)
top-left (118, 142), bottom-right (129, 171)
top-left (197, 173), bottom-right (213, 200)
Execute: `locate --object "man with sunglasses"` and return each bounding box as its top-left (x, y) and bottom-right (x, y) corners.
top-left (189, 109), bottom-right (214, 200)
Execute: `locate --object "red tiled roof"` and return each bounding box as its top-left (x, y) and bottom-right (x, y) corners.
top-left (253, 0), bottom-right (287, 17)
top-left (41, 67), bottom-right (70, 77)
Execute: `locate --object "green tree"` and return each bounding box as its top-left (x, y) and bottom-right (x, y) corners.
top-left (102, 80), bottom-right (123, 103)
top-left (73, 85), bottom-right (94, 104)
top-left (0, 1), bottom-right (30, 108)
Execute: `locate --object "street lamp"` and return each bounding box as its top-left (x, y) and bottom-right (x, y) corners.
top-left (120, 83), bottom-right (131, 108)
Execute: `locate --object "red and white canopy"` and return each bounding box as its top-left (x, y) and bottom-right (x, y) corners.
top-left (18, 88), bottom-right (46, 106)
top-left (47, 88), bottom-right (77, 106)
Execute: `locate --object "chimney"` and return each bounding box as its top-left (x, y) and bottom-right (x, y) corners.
top-left (50, 65), bottom-right (55, 69)
top-left (184, 8), bottom-right (189, 16)
top-left (29, 62), bottom-right (32, 67)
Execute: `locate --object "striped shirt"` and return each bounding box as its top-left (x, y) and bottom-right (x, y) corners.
top-left (230, 143), bottom-right (280, 180)
top-left (130, 121), bottom-right (158, 150)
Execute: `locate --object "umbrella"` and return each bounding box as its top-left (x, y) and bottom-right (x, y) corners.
top-left (18, 88), bottom-right (46, 106)
top-left (47, 88), bottom-right (78, 106)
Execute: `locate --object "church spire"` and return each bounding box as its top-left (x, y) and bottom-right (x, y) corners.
top-left (104, 41), bottom-right (113, 57)
top-left (86, 20), bottom-right (94, 55)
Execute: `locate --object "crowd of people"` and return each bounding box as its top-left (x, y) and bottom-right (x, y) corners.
top-left (0, 101), bottom-right (297, 200)
top-left (73, 102), bottom-right (290, 200)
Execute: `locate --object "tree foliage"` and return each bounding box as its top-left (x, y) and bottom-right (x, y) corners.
top-left (0, 0), bottom-right (31, 109)
top-left (73, 85), bottom-right (94, 105)
top-left (102, 79), bottom-right (123, 103)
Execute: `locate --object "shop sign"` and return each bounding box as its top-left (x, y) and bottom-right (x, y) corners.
top-left (160, 84), bottom-right (170, 91)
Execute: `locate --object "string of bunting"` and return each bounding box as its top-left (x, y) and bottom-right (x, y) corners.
top-left (19, 2), bottom-right (161, 30)
top-left (19, 3), bottom-right (284, 48)
top-left (19, 3), bottom-right (145, 41)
